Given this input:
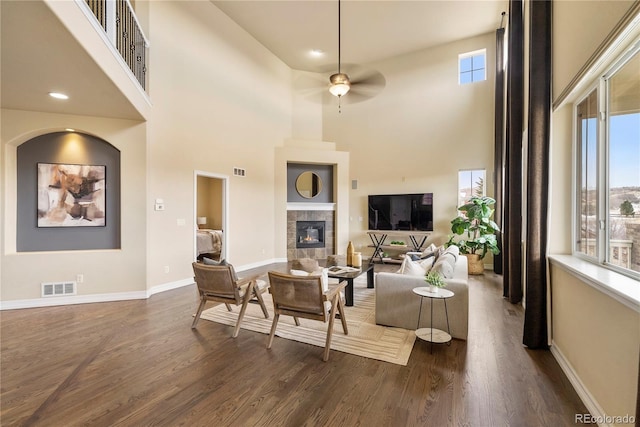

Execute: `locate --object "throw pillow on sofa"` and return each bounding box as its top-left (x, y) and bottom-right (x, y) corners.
top-left (431, 247), bottom-right (458, 278)
top-left (399, 256), bottom-right (434, 277)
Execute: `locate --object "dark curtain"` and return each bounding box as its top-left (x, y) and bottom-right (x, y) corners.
top-left (523, 0), bottom-right (552, 349)
top-left (493, 26), bottom-right (506, 275)
top-left (503, 0), bottom-right (524, 303)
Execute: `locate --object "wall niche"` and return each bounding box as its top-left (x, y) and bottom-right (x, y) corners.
top-left (16, 131), bottom-right (121, 251)
top-left (287, 163), bottom-right (334, 203)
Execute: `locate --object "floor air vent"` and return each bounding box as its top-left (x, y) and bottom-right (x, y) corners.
top-left (42, 281), bottom-right (77, 297)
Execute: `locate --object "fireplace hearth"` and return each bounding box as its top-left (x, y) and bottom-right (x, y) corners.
top-left (296, 221), bottom-right (325, 248)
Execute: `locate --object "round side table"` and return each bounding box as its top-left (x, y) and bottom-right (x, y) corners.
top-left (412, 287), bottom-right (454, 353)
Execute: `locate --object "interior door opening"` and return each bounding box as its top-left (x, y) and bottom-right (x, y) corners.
top-left (194, 172), bottom-right (228, 262)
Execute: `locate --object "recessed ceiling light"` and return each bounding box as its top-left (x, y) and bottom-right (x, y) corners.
top-left (49, 92), bottom-right (69, 100)
top-left (310, 49), bottom-right (324, 57)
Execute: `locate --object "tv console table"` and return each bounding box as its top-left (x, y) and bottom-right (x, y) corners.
top-left (367, 231), bottom-right (432, 264)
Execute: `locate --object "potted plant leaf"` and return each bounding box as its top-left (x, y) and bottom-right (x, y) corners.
top-left (424, 270), bottom-right (446, 294)
top-left (446, 196), bottom-right (500, 274)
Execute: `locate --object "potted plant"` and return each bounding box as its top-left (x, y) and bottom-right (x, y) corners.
top-left (446, 196), bottom-right (500, 275)
top-left (424, 270), bottom-right (446, 294)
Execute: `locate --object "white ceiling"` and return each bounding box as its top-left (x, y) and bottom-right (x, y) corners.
top-left (0, 1), bottom-right (507, 119)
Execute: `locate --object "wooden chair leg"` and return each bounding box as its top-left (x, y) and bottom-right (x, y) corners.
top-left (225, 303), bottom-right (232, 311)
top-left (253, 286), bottom-right (269, 319)
top-left (337, 296), bottom-right (348, 335)
top-left (323, 294), bottom-right (339, 361)
top-left (267, 313), bottom-right (280, 349)
top-left (293, 317), bottom-right (300, 326)
top-left (191, 298), bottom-right (207, 329)
top-left (232, 284), bottom-right (254, 338)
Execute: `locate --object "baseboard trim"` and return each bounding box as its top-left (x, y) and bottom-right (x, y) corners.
top-left (0, 278), bottom-right (196, 310)
top-left (147, 278), bottom-right (194, 297)
top-left (237, 257), bottom-right (287, 272)
top-left (0, 260), bottom-right (289, 311)
top-left (0, 291), bottom-right (148, 310)
top-left (550, 341), bottom-right (609, 426)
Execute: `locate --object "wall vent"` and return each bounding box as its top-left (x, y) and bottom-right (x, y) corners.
top-left (233, 167), bottom-right (246, 177)
top-left (42, 281), bottom-right (77, 297)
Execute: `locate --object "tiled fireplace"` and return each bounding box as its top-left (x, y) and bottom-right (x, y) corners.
top-left (287, 210), bottom-right (334, 260)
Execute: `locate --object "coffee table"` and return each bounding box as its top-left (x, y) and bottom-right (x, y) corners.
top-left (327, 262), bottom-right (374, 306)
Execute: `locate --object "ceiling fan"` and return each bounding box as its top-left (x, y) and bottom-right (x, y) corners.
top-left (298, 0), bottom-right (386, 110)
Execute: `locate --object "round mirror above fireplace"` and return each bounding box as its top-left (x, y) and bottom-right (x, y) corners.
top-left (295, 171), bottom-right (323, 199)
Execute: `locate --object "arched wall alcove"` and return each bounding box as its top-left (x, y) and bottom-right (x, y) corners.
top-left (16, 131), bottom-right (121, 251)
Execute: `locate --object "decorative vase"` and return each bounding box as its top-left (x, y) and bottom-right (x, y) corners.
top-left (346, 241), bottom-right (355, 266)
top-left (465, 253), bottom-right (484, 275)
top-left (352, 252), bottom-right (362, 268)
top-left (429, 285), bottom-right (438, 294)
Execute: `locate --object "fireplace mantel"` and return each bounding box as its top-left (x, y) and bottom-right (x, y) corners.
top-left (287, 202), bottom-right (335, 211)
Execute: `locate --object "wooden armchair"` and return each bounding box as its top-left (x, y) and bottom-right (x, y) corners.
top-left (267, 271), bottom-right (348, 361)
top-left (191, 262), bottom-right (269, 337)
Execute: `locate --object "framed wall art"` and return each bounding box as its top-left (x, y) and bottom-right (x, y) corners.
top-left (37, 163), bottom-right (106, 227)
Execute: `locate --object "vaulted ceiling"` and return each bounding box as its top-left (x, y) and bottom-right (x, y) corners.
top-left (1, 1), bottom-right (507, 119)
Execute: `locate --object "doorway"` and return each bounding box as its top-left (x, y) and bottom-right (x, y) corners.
top-left (194, 171), bottom-right (228, 261)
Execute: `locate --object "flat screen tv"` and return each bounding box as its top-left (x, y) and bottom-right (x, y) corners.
top-left (368, 193), bottom-right (433, 231)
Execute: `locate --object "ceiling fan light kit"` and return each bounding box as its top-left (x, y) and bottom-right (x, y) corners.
top-left (329, 72), bottom-right (350, 97)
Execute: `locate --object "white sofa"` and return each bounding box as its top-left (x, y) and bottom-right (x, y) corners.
top-left (375, 254), bottom-right (469, 340)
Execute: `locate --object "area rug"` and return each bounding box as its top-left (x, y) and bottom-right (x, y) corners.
top-left (199, 277), bottom-right (416, 365)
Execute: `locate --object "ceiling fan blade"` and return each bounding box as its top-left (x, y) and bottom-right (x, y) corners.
top-left (293, 71), bottom-right (331, 101)
top-left (294, 63), bottom-right (386, 105)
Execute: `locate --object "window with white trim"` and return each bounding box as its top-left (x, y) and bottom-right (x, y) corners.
top-left (458, 169), bottom-right (486, 209)
top-left (459, 49), bottom-right (486, 84)
top-left (574, 43), bottom-right (640, 278)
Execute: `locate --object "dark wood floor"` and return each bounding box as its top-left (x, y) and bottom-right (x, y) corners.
top-left (1, 262), bottom-right (587, 426)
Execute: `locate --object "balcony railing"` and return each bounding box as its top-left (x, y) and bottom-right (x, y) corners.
top-left (83, 0), bottom-right (148, 91)
top-left (580, 238), bottom-right (634, 270)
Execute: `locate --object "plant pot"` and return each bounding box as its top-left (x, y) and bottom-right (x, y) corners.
top-left (464, 254), bottom-right (484, 275)
top-left (429, 285), bottom-right (438, 294)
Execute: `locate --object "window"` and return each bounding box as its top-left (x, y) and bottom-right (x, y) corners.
top-left (574, 45), bottom-right (640, 278)
top-left (458, 169), bottom-right (486, 208)
top-left (459, 49), bottom-right (486, 84)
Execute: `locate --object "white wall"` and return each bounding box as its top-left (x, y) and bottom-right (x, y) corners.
top-left (322, 33), bottom-right (496, 253)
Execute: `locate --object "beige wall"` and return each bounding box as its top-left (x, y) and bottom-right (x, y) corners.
top-left (145, 1), bottom-right (293, 286)
top-left (322, 32), bottom-right (496, 253)
top-left (553, 0), bottom-right (637, 104)
top-left (550, 2), bottom-right (640, 423)
top-left (550, 265), bottom-right (639, 422)
top-left (1, 0), bottom-right (294, 304)
top-left (1, 109), bottom-right (147, 300)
